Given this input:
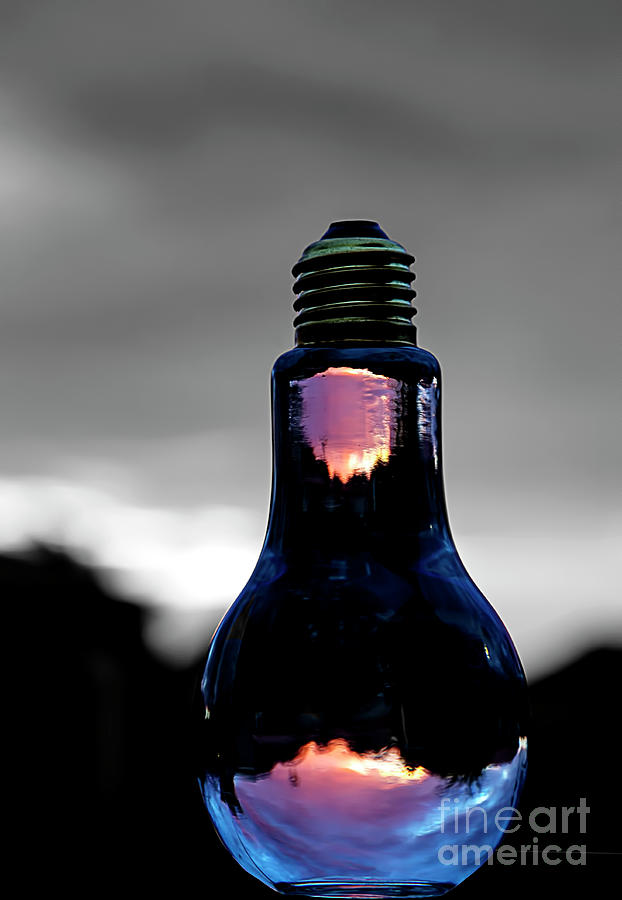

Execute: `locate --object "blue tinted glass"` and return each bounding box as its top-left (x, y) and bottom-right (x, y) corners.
top-left (198, 345), bottom-right (528, 898)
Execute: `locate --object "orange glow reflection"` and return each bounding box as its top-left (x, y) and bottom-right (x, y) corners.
top-left (297, 367), bottom-right (400, 483)
top-left (229, 737), bottom-right (527, 880)
top-left (286, 739), bottom-right (429, 785)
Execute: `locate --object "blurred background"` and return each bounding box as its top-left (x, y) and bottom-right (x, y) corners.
top-left (2, 1), bottom-right (620, 894)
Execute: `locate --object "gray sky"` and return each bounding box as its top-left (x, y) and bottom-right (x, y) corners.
top-left (0, 1), bottom-right (620, 673)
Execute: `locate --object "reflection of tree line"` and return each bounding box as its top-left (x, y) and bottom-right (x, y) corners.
top-left (283, 425), bottom-right (448, 554)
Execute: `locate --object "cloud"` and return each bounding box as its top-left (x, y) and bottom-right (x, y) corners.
top-left (1, 1), bottom-right (620, 170)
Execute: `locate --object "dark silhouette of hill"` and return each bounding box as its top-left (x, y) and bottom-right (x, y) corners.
top-left (4, 545), bottom-right (619, 897)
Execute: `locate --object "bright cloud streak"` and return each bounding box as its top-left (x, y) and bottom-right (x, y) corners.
top-left (0, 476), bottom-right (619, 674)
top-left (457, 528), bottom-right (622, 678)
top-left (0, 476), bottom-right (263, 608)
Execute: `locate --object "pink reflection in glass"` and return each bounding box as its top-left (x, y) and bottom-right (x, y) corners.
top-left (294, 367), bottom-right (402, 483)
top-left (226, 738), bottom-right (527, 885)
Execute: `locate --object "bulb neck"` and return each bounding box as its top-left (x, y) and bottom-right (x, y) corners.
top-left (292, 221), bottom-right (417, 347)
top-left (260, 346), bottom-right (454, 573)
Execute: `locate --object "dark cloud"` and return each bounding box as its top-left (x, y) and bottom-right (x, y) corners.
top-left (1, 1), bottom-right (619, 171)
top-left (423, 0), bottom-right (622, 50)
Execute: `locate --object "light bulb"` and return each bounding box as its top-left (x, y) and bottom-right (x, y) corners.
top-left (197, 221), bottom-right (528, 897)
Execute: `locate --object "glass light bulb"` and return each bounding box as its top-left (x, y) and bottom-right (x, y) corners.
top-left (197, 221), bottom-right (528, 898)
